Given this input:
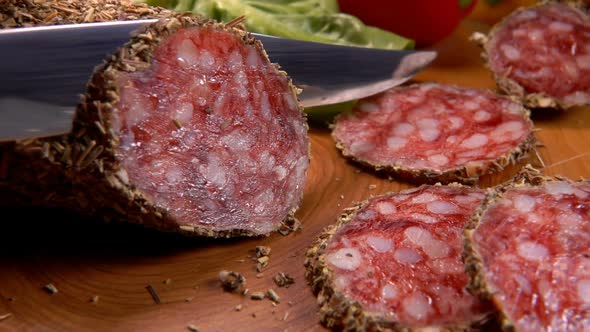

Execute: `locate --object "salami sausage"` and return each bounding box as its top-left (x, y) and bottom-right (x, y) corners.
top-left (331, 83), bottom-right (535, 184)
top-left (474, 1), bottom-right (590, 109)
top-left (464, 168), bottom-right (590, 331)
top-left (0, 2), bottom-right (309, 237)
top-left (305, 185), bottom-right (494, 331)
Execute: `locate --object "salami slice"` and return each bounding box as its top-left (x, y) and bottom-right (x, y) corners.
top-left (474, 1), bottom-right (590, 109)
top-left (331, 83), bottom-right (535, 184)
top-left (305, 185), bottom-right (494, 331)
top-left (0, 5), bottom-right (309, 237)
top-left (464, 168), bottom-right (590, 331)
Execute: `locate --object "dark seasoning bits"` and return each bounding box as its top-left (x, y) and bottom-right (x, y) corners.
top-left (218, 270), bottom-right (247, 294)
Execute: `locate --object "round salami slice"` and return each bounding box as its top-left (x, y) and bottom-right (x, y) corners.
top-left (464, 168), bottom-right (590, 331)
top-left (474, 2), bottom-right (590, 109)
top-left (0, 6), bottom-right (309, 237)
top-left (331, 83), bottom-right (535, 184)
top-left (305, 185), bottom-right (494, 331)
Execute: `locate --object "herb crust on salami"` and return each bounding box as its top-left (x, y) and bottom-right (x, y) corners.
top-left (0, 1), bottom-right (309, 237)
top-left (464, 166), bottom-right (590, 331)
top-left (472, 1), bottom-right (590, 109)
top-left (331, 83), bottom-right (536, 185)
top-left (305, 185), bottom-right (494, 331)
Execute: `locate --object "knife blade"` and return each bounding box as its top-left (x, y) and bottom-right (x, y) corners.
top-left (0, 19), bottom-right (436, 141)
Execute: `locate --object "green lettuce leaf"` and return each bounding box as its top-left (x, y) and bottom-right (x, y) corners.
top-left (141, 0), bottom-right (413, 50)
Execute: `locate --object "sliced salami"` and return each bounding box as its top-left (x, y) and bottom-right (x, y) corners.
top-left (331, 83), bottom-right (535, 184)
top-left (474, 1), bottom-right (590, 109)
top-left (464, 168), bottom-right (590, 331)
top-left (305, 185), bottom-right (494, 331)
top-left (0, 6), bottom-right (309, 237)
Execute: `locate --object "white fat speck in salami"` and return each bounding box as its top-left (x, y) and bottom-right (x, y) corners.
top-left (326, 248), bottom-right (362, 271)
top-left (484, 2), bottom-right (590, 108)
top-left (466, 178), bottom-right (590, 332)
top-left (111, 23), bottom-right (308, 236)
top-left (332, 83), bottom-right (534, 184)
top-left (366, 235), bottom-right (393, 253)
top-left (308, 185), bottom-right (491, 330)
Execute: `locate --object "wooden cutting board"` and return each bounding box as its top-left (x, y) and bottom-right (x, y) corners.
top-left (1, 7), bottom-right (588, 332)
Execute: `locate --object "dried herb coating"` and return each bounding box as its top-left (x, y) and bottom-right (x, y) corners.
top-left (0, 0), bottom-right (308, 238)
top-left (0, 0), bottom-right (173, 27)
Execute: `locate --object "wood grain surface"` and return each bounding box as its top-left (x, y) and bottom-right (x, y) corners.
top-left (1, 4), bottom-right (589, 331)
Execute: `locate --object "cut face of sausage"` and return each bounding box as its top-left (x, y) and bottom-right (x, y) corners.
top-left (484, 2), bottom-right (590, 109)
top-left (111, 26), bottom-right (309, 235)
top-left (306, 185), bottom-right (493, 331)
top-left (466, 177), bottom-right (590, 331)
top-left (332, 83), bottom-right (534, 184)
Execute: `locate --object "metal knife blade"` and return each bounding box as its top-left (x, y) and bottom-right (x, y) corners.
top-left (0, 19), bottom-right (436, 141)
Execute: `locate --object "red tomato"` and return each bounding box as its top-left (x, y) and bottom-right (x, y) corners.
top-left (338, 0), bottom-right (477, 47)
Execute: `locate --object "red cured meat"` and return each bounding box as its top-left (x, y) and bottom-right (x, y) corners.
top-left (308, 185), bottom-right (492, 330)
top-left (468, 180), bottom-right (590, 331)
top-left (486, 2), bottom-right (590, 108)
top-left (332, 83), bottom-right (534, 184)
top-left (111, 26), bottom-right (309, 235)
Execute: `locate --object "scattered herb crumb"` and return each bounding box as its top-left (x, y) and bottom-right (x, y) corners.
top-left (251, 313), bottom-right (257, 318)
top-left (186, 324), bottom-right (199, 332)
top-left (163, 278), bottom-right (172, 285)
top-left (266, 289), bottom-right (280, 303)
top-left (90, 295), bottom-right (99, 304)
top-left (255, 246), bottom-right (271, 258)
top-left (256, 255), bottom-right (270, 272)
top-left (273, 272), bottom-right (295, 288)
top-left (234, 304), bottom-right (242, 311)
top-left (278, 216), bottom-right (301, 236)
top-left (250, 292), bottom-right (265, 300)
top-left (146, 284), bottom-right (161, 304)
top-left (219, 270), bottom-right (246, 294)
top-left (0, 313), bottom-right (12, 321)
top-left (43, 283), bottom-right (58, 295)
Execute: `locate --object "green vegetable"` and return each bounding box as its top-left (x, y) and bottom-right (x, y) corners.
top-left (141, 0), bottom-right (413, 50)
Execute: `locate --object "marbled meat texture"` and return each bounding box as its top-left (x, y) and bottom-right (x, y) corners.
top-left (111, 23), bottom-right (308, 235)
top-left (331, 83), bottom-right (535, 184)
top-left (465, 178), bottom-right (590, 331)
top-left (306, 185), bottom-right (493, 331)
top-left (484, 2), bottom-right (590, 109)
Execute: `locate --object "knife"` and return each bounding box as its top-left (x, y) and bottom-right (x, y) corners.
top-left (0, 19), bottom-right (436, 141)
